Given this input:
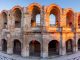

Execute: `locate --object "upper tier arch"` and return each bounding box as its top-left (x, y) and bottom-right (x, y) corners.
top-left (27, 3), bottom-right (42, 12)
top-left (11, 5), bottom-right (23, 13)
top-left (46, 4), bottom-right (62, 14)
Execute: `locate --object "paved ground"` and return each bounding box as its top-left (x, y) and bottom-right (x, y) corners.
top-left (0, 51), bottom-right (80, 60)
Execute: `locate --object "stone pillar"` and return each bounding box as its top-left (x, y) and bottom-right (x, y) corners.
top-left (73, 37), bottom-right (77, 53)
top-left (0, 13), bottom-right (3, 51)
top-left (6, 10), bottom-right (14, 55)
top-left (41, 6), bottom-right (48, 31)
top-left (41, 43), bottom-right (43, 58)
top-left (21, 8), bottom-right (30, 57)
top-left (21, 44), bottom-right (29, 57)
top-left (23, 7), bottom-right (31, 32)
top-left (60, 14), bottom-right (66, 27)
top-left (75, 41), bottom-right (78, 52)
top-left (73, 40), bottom-right (75, 53)
top-left (7, 11), bottom-right (15, 32)
top-left (21, 35), bottom-right (29, 57)
top-left (40, 7), bottom-right (44, 28)
top-left (59, 33), bottom-right (66, 55)
top-left (61, 40), bottom-right (66, 55)
top-left (74, 33), bottom-right (78, 52)
top-left (0, 34), bottom-right (2, 51)
top-left (41, 39), bottom-right (48, 58)
top-left (59, 32), bottom-right (62, 55)
top-left (75, 36), bottom-right (78, 52)
top-left (7, 34), bottom-right (13, 54)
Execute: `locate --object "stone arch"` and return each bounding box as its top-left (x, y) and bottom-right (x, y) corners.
top-left (48, 40), bottom-right (59, 56)
top-left (27, 3), bottom-right (42, 27)
top-left (29, 40), bottom-right (41, 57)
top-left (1, 10), bottom-right (8, 15)
top-left (11, 5), bottom-right (23, 12)
top-left (66, 39), bottom-right (73, 54)
top-left (13, 39), bottom-right (21, 55)
top-left (2, 39), bottom-right (7, 52)
top-left (11, 6), bottom-right (22, 28)
top-left (65, 9), bottom-right (74, 27)
top-left (46, 4), bottom-right (62, 27)
top-left (1, 10), bottom-right (8, 29)
top-left (27, 3), bottom-right (42, 12)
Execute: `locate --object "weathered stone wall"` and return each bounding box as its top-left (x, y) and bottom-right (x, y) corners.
top-left (0, 2), bottom-right (80, 58)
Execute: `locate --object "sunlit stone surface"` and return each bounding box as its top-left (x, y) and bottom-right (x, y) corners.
top-left (0, 2), bottom-right (80, 60)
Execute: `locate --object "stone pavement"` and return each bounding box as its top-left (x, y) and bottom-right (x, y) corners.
top-left (0, 51), bottom-right (80, 60)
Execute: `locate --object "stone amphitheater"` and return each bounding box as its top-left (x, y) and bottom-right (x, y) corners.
top-left (0, 2), bottom-right (80, 59)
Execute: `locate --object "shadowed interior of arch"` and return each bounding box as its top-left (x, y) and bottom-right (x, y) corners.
top-left (2, 12), bottom-right (7, 29)
top-left (2, 39), bottom-right (7, 52)
top-left (78, 39), bottom-right (80, 50)
top-left (13, 39), bottom-right (21, 55)
top-left (78, 15), bottom-right (80, 28)
top-left (66, 10), bottom-right (74, 27)
top-left (13, 8), bottom-right (22, 28)
top-left (29, 40), bottom-right (41, 57)
top-left (31, 6), bottom-right (40, 27)
top-left (49, 6), bottom-right (60, 27)
top-left (66, 39), bottom-right (73, 54)
top-left (48, 40), bottom-right (59, 56)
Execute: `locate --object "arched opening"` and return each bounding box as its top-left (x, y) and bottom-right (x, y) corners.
top-left (49, 6), bottom-right (60, 27)
top-left (36, 14), bottom-right (40, 27)
top-left (29, 40), bottom-right (41, 57)
top-left (78, 15), bottom-right (80, 28)
top-left (66, 39), bottom-right (73, 54)
top-left (13, 8), bottom-right (22, 28)
top-left (13, 39), bottom-right (21, 55)
top-left (66, 10), bottom-right (74, 27)
top-left (78, 39), bottom-right (80, 50)
top-left (2, 39), bottom-right (7, 52)
top-left (31, 6), bottom-right (41, 27)
top-left (50, 14), bottom-right (56, 26)
top-left (48, 40), bottom-right (59, 56)
top-left (2, 12), bottom-right (7, 29)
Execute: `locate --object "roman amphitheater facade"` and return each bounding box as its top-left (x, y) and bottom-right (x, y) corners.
top-left (0, 3), bottom-right (80, 58)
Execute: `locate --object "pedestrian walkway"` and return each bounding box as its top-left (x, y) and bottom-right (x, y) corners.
top-left (0, 51), bottom-right (80, 60)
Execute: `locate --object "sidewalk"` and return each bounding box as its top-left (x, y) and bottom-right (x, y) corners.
top-left (0, 51), bottom-right (80, 60)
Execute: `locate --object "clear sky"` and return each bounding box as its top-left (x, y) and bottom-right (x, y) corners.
top-left (0, 0), bottom-right (80, 12)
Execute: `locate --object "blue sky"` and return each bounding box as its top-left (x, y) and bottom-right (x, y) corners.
top-left (0, 0), bottom-right (80, 12)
